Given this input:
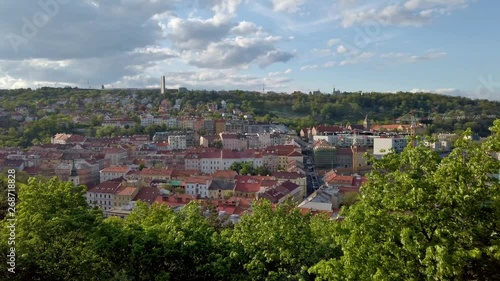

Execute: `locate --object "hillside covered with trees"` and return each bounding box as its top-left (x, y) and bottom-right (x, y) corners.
top-left (1, 120), bottom-right (499, 280)
top-left (0, 88), bottom-right (499, 145)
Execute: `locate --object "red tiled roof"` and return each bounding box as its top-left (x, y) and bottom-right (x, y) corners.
top-left (220, 133), bottom-right (238, 139)
top-left (67, 134), bottom-right (86, 142)
top-left (133, 186), bottom-right (159, 204)
top-left (280, 181), bottom-right (300, 191)
top-left (273, 172), bottom-right (302, 179)
top-left (287, 151), bottom-right (303, 157)
top-left (103, 147), bottom-right (127, 154)
top-left (23, 167), bottom-right (41, 176)
top-left (235, 175), bottom-right (273, 182)
top-left (371, 124), bottom-right (407, 131)
top-left (235, 182), bottom-right (261, 193)
top-left (185, 176), bottom-right (211, 185)
top-left (87, 178), bottom-right (123, 194)
top-left (260, 179), bottom-right (278, 187)
top-left (212, 170), bottom-right (237, 179)
top-left (101, 166), bottom-right (130, 173)
top-left (315, 125), bottom-right (344, 133)
top-left (117, 186), bottom-right (137, 196)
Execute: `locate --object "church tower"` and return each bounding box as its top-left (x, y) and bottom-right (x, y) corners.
top-left (363, 114), bottom-right (370, 131)
top-left (68, 159), bottom-right (80, 185)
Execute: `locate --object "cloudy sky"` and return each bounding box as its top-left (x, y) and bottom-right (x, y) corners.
top-left (0, 0), bottom-right (499, 100)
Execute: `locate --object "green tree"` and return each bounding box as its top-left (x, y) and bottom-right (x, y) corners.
top-left (216, 200), bottom-right (341, 280)
top-left (0, 177), bottom-right (107, 281)
top-left (310, 125), bottom-right (500, 280)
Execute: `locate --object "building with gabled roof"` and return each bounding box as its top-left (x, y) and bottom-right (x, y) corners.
top-left (312, 125), bottom-right (345, 136)
top-left (185, 176), bottom-right (212, 198)
top-left (133, 186), bottom-right (159, 205)
top-left (86, 178), bottom-right (124, 210)
top-left (258, 181), bottom-right (301, 204)
top-left (100, 165), bottom-right (131, 183)
top-left (208, 179), bottom-right (236, 199)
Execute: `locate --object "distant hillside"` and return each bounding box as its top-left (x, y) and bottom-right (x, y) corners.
top-left (1, 88), bottom-right (499, 136)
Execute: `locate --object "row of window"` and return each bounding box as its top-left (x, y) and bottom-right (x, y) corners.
top-left (88, 193), bottom-right (112, 199)
top-left (87, 200), bottom-right (111, 206)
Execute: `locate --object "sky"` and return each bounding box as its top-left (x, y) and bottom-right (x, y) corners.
top-left (0, 0), bottom-right (499, 100)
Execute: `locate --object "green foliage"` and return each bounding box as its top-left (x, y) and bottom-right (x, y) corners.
top-left (214, 200), bottom-right (341, 281)
top-left (230, 162), bottom-right (271, 176)
top-left (310, 122), bottom-right (500, 280)
top-left (0, 177), bottom-right (106, 281)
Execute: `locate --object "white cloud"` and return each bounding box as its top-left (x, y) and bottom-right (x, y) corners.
top-left (337, 45), bottom-right (348, 54)
top-left (300, 64), bottom-right (319, 71)
top-left (269, 68), bottom-right (293, 76)
top-left (182, 35), bottom-right (294, 69)
top-left (106, 69), bottom-right (293, 91)
top-left (339, 0), bottom-right (470, 27)
top-left (327, 38), bottom-right (341, 47)
top-left (339, 52), bottom-right (374, 66)
top-left (323, 61), bottom-right (336, 68)
top-left (272, 0), bottom-right (306, 13)
top-left (410, 88), bottom-right (465, 97)
top-left (230, 21), bottom-right (261, 35)
top-left (166, 17), bottom-right (232, 50)
top-left (381, 50), bottom-right (447, 63)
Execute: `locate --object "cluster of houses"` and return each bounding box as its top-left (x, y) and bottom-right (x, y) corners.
top-left (0, 97), bottom-right (471, 222)
top-left (301, 121), bottom-right (453, 175)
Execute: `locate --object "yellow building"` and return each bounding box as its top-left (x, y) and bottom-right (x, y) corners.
top-left (113, 186), bottom-right (139, 207)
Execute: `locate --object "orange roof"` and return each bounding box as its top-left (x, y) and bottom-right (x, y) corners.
top-left (287, 151), bottom-right (303, 157)
top-left (136, 168), bottom-right (170, 177)
top-left (212, 170), bottom-right (237, 179)
top-left (88, 179), bottom-right (122, 194)
top-left (371, 124), bottom-right (407, 131)
top-left (235, 182), bottom-right (261, 193)
top-left (185, 176), bottom-right (211, 185)
top-left (101, 166), bottom-right (130, 173)
top-left (117, 186), bottom-right (137, 196)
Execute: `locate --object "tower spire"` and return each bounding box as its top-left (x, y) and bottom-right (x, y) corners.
top-left (68, 159), bottom-right (80, 185)
top-left (69, 159), bottom-right (78, 177)
top-left (363, 114), bottom-right (370, 130)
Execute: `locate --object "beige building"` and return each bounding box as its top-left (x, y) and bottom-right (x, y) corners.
top-left (114, 186), bottom-right (139, 207)
top-left (100, 165), bottom-right (131, 183)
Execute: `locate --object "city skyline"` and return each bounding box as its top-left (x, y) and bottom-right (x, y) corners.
top-left (0, 0), bottom-right (499, 100)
